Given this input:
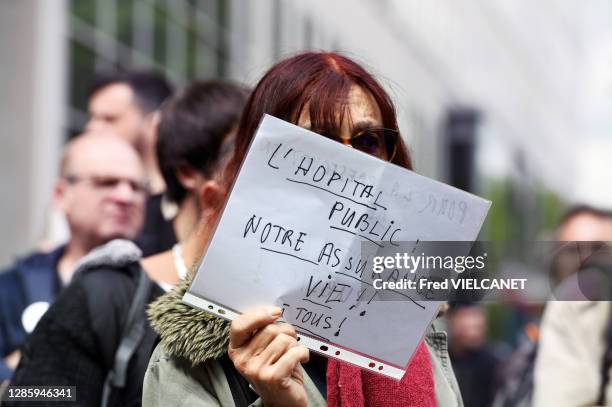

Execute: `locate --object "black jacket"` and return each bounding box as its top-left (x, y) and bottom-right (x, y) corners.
top-left (7, 241), bottom-right (163, 407)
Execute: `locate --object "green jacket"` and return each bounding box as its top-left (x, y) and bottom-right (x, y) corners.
top-left (143, 279), bottom-right (463, 406)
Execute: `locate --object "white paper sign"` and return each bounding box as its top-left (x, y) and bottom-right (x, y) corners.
top-left (184, 114), bottom-right (491, 379)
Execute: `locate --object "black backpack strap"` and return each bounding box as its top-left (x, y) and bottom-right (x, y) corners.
top-left (101, 266), bottom-right (153, 407)
top-left (219, 354), bottom-right (258, 407)
top-left (598, 301), bottom-right (612, 405)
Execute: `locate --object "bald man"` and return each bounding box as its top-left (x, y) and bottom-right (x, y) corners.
top-left (0, 134), bottom-right (146, 381)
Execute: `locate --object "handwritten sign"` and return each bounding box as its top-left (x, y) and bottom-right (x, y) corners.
top-left (184, 115), bottom-right (491, 379)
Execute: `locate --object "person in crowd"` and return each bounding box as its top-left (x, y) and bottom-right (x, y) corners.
top-left (86, 70), bottom-right (176, 256)
top-left (143, 81), bottom-right (248, 289)
top-left (6, 81), bottom-right (248, 407)
top-left (492, 320), bottom-right (539, 407)
top-left (448, 303), bottom-right (502, 407)
top-left (533, 205), bottom-right (612, 406)
top-left (144, 51), bottom-right (463, 407)
top-left (0, 134), bottom-right (146, 382)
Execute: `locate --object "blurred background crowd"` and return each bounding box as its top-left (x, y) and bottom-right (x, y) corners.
top-left (1, 1), bottom-right (612, 406)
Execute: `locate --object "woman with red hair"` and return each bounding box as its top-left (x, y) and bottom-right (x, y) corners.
top-left (144, 52), bottom-right (463, 406)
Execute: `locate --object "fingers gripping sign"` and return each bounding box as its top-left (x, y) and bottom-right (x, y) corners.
top-left (228, 306), bottom-right (310, 407)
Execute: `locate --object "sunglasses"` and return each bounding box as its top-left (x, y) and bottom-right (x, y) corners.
top-left (326, 128), bottom-right (400, 161)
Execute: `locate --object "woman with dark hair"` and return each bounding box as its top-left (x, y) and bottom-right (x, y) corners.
top-left (144, 80), bottom-right (248, 289)
top-left (144, 52), bottom-right (463, 406)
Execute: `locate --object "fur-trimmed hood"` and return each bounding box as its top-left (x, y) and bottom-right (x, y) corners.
top-left (147, 277), bottom-right (230, 365)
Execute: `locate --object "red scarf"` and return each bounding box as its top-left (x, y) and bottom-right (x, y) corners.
top-left (326, 341), bottom-right (436, 407)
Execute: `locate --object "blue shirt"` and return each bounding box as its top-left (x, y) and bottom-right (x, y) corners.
top-left (0, 245), bottom-right (64, 381)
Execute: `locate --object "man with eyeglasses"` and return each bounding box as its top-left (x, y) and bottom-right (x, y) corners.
top-left (0, 133), bottom-right (146, 383)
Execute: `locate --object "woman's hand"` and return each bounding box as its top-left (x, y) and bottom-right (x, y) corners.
top-left (228, 306), bottom-right (310, 407)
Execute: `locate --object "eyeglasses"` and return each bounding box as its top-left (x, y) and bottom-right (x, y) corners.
top-left (328, 128), bottom-right (400, 162)
top-left (64, 174), bottom-right (149, 195)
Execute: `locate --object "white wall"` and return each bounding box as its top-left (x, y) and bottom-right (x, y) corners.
top-left (0, 0), bottom-right (67, 266)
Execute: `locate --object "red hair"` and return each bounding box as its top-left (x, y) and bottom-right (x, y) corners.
top-left (192, 52), bottom-right (415, 273)
top-left (224, 51), bottom-right (412, 190)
